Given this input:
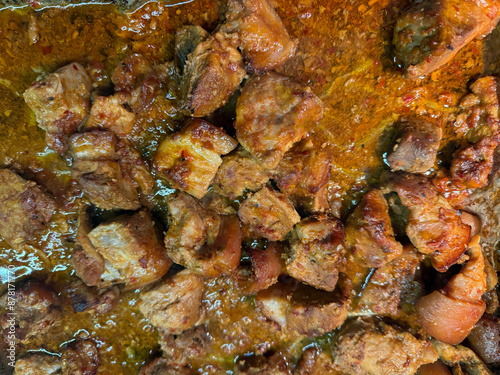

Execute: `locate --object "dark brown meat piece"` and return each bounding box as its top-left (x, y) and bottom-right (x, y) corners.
top-left (247, 242), bottom-right (285, 293)
top-left (387, 119), bottom-right (442, 173)
top-left (174, 25), bottom-right (209, 73)
top-left (0, 169), bottom-right (56, 246)
top-left (61, 340), bottom-right (99, 375)
top-left (23, 62), bottom-right (91, 154)
top-left (333, 319), bottom-right (439, 375)
top-left (180, 32), bottom-right (246, 117)
top-left (238, 186), bottom-right (300, 241)
top-left (345, 189), bottom-right (403, 268)
top-left (139, 357), bottom-right (192, 375)
top-left (14, 353), bottom-right (61, 375)
top-left (235, 72), bottom-right (324, 169)
top-left (285, 214), bottom-right (346, 292)
top-left (467, 314), bottom-right (500, 365)
top-left (159, 325), bottom-right (212, 368)
top-left (393, 0), bottom-right (500, 78)
top-left (69, 130), bottom-right (154, 210)
top-left (154, 119), bottom-right (238, 199)
top-left (138, 270), bottom-right (205, 335)
top-left (66, 279), bottom-right (119, 314)
top-left (222, 0), bottom-right (298, 72)
top-left (235, 352), bottom-right (292, 375)
top-left (112, 53), bottom-right (154, 93)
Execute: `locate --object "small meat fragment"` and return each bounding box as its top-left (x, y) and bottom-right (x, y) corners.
top-left (14, 353), bottom-right (61, 375)
top-left (154, 119), bottom-right (238, 199)
top-left (69, 130), bottom-right (154, 210)
top-left (222, 0), bottom-right (298, 72)
top-left (139, 357), bottom-right (192, 375)
top-left (433, 340), bottom-right (493, 375)
top-left (112, 53), bottom-right (154, 92)
top-left (61, 340), bottom-right (99, 375)
top-left (23, 62), bottom-right (91, 154)
top-left (159, 325), bottom-right (212, 368)
top-left (213, 148), bottom-right (270, 199)
top-left (85, 209), bottom-right (172, 289)
top-left (164, 192), bottom-right (242, 277)
top-left (85, 93), bottom-right (136, 138)
top-left (0, 169), bottom-right (56, 246)
top-left (67, 279), bottom-right (119, 314)
top-left (180, 32), bottom-right (246, 117)
top-left (235, 72), bottom-right (324, 169)
top-left (175, 25), bottom-right (209, 73)
top-left (296, 347), bottom-right (337, 375)
top-left (393, 0), bottom-right (500, 78)
top-left (235, 351), bottom-right (292, 375)
top-left (138, 270), bottom-right (206, 335)
top-left (387, 119), bottom-right (442, 173)
top-left (285, 214), bottom-right (346, 292)
top-left (467, 314), bottom-right (500, 364)
top-left (333, 319), bottom-right (438, 375)
top-left (345, 189), bottom-right (403, 268)
top-left (247, 242), bottom-right (285, 293)
top-left (238, 186), bottom-right (300, 241)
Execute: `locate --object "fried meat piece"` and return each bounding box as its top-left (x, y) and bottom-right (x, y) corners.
top-left (159, 325), bottom-right (212, 368)
top-left (14, 353), bottom-right (61, 375)
top-left (295, 347), bottom-right (337, 375)
top-left (66, 279), bottom-right (120, 314)
top-left (174, 25), bottom-right (209, 73)
top-left (112, 53), bottom-right (155, 93)
top-left (247, 242), bottom-right (285, 293)
top-left (61, 340), bottom-right (99, 375)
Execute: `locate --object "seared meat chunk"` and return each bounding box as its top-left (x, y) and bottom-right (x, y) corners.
top-left (67, 279), bottom-right (119, 314)
top-left (164, 192), bottom-right (241, 277)
top-left (213, 148), bottom-right (270, 199)
top-left (467, 314), bottom-right (500, 364)
top-left (14, 353), bottom-right (61, 375)
top-left (387, 119), bottom-right (442, 173)
top-left (84, 209), bottom-right (172, 289)
top-left (69, 130), bottom-right (154, 210)
top-left (333, 319), bottom-right (438, 375)
top-left (393, 0), bottom-right (500, 78)
top-left (159, 325), bottom-right (211, 368)
top-left (139, 357), bottom-right (192, 375)
top-left (235, 352), bottom-right (292, 375)
top-left (180, 32), bottom-right (246, 117)
top-left (23, 62), bottom-right (91, 154)
top-left (285, 214), bottom-right (346, 292)
top-left (138, 270), bottom-right (206, 335)
top-left (154, 119), bottom-right (238, 199)
top-left (61, 340), bottom-right (99, 375)
top-left (345, 189), bottom-right (403, 268)
top-left (222, 0), bottom-right (298, 72)
top-left (247, 242), bottom-right (284, 293)
top-left (0, 169), bottom-right (55, 246)
top-left (175, 25), bottom-right (209, 73)
top-left (238, 186), bottom-right (300, 241)
top-left (235, 72), bottom-right (324, 169)
top-left (112, 53), bottom-right (154, 93)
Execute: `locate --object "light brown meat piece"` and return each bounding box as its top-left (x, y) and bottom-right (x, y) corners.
top-left (180, 32), bottom-right (246, 117)
top-left (61, 340), bottom-right (99, 375)
top-left (66, 279), bottom-right (119, 314)
top-left (0, 169), bottom-right (56, 246)
top-left (111, 53), bottom-right (154, 93)
top-left (345, 189), bottom-right (403, 268)
top-left (69, 130), bottom-right (154, 210)
top-left (154, 119), bottom-right (238, 199)
top-left (235, 72), bottom-right (324, 169)
top-left (159, 325), bottom-right (212, 368)
top-left (333, 319), bottom-right (438, 375)
top-left (23, 62), bottom-right (91, 154)
top-left (222, 0), bottom-right (298, 72)
top-left (174, 25), bottom-right (209, 73)
top-left (138, 357), bottom-right (192, 375)
top-left (138, 269), bottom-right (206, 335)
top-left (238, 186), bottom-right (300, 241)
top-left (286, 214), bottom-right (346, 292)
top-left (14, 353), bottom-right (61, 375)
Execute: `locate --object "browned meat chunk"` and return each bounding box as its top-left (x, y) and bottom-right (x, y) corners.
top-left (393, 0), bottom-right (500, 78)
top-left (238, 186), bottom-right (300, 241)
top-left (154, 119), bottom-right (238, 199)
top-left (180, 32), bottom-right (246, 117)
top-left (66, 279), bottom-right (119, 314)
top-left (235, 352), bottom-right (292, 375)
top-left (213, 148), bottom-right (270, 199)
top-left (387, 119), bottom-right (442, 173)
top-left (285, 214), bottom-right (346, 292)
top-left (164, 192), bottom-right (242, 277)
top-left (0, 280), bottom-right (61, 342)
top-left (138, 270), bottom-right (206, 335)
top-left (345, 189), bottom-right (403, 268)
top-left (23, 62), bottom-right (91, 154)
top-left (235, 72), bottom-right (324, 169)
top-left (333, 319), bottom-right (438, 375)
top-left (61, 340), bottom-right (99, 375)
top-left (83, 209), bottom-right (172, 289)
top-left (14, 353), bottom-right (61, 375)
top-left (222, 0), bottom-right (298, 72)
top-left (159, 325), bottom-right (212, 368)
top-left (112, 53), bottom-right (154, 93)
top-left (69, 130), bottom-right (154, 210)
top-left (467, 314), bottom-right (500, 364)
top-left (0, 169), bottom-right (56, 246)
top-left (432, 341), bottom-right (492, 375)
top-left (247, 242), bottom-right (284, 293)
top-left (139, 357), bottom-right (192, 375)
top-left (175, 25), bottom-right (209, 73)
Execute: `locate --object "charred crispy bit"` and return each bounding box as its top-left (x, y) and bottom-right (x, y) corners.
top-left (67, 279), bottom-right (120, 314)
top-left (154, 119), bottom-right (238, 199)
top-left (159, 325), bottom-right (212, 368)
top-left (213, 148), bottom-right (270, 199)
top-left (85, 209), bottom-right (172, 289)
top-left (61, 340), bottom-right (99, 375)
top-left (333, 319), bottom-right (438, 375)
top-left (180, 32), bottom-right (246, 117)
top-left (387, 119), bottom-right (442, 173)
top-left (393, 0), bottom-right (500, 78)
top-left (138, 270), bottom-right (206, 335)
top-left (14, 353), bottom-right (61, 375)
top-left (235, 351), bottom-right (292, 375)
top-left (383, 173), bottom-right (471, 271)
top-left (247, 242), bottom-right (285, 293)
top-left (285, 214), bottom-right (346, 292)
top-left (23, 62), bottom-right (91, 154)
top-left (69, 130), bottom-right (154, 210)
top-left (345, 189), bottom-right (403, 268)
top-left (235, 72), bottom-right (324, 169)
top-left (0, 169), bottom-right (56, 246)
top-left (467, 314), bottom-right (500, 365)
top-left (0, 280), bottom-right (61, 342)
top-left (112, 53), bottom-right (154, 93)
top-left (222, 0), bottom-right (298, 72)
top-left (164, 192), bottom-right (241, 277)
top-left (238, 186), bottom-right (300, 241)
top-left (174, 25), bottom-right (209, 73)
top-left (138, 357), bottom-right (192, 375)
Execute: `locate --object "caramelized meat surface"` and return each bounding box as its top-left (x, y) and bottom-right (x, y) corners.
top-left (84, 93), bottom-right (136, 137)
top-left (61, 340), bottom-right (99, 375)
top-left (247, 242), bottom-right (285, 293)
top-left (66, 279), bottom-right (120, 314)
top-left (159, 325), bottom-right (212, 368)
top-left (111, 53), bottom-right (154, 93)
